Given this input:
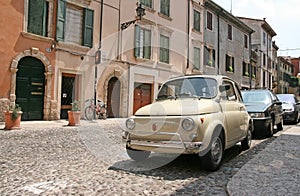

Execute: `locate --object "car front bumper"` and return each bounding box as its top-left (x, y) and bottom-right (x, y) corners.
top-left (252, 117), bottom-right (272, 134)
top-left (123, 131), bottom-right (202, 154)
top-left (283, 111), bottom-right (297, 122)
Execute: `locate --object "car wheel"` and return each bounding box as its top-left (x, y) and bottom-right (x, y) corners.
top-left (266, 120), bottom-right (274, 137)
top-left (293, 112), bottom-right (298, 124)
top-left (277, 118), bottom-right (284, 131)
top-left (126, 147), bottom-right (150, 161)
top-left (241, 124), bottom-right (252, 150)
top-left (202, 134), bottom-right (224, 171)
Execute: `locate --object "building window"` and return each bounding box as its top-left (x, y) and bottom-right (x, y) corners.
top-left (140, 0), bottom-right (152, 8)
top-left (263, 53), bottom-right (266, 66)
top-left (160, 0), bottom-right (170, 17)
top-left (57, 0), bottom-right (94, 48)
top-left (228, 24), bottom-right (232, 40)
top-left (193, 47), bottom-right (201, 70)
top-left (193, 10), bottom-right (201, 32)
top-left (244, 34), bottom-right (248, 48)
top-left (134, 25), bottom-right (151, 59)
top-left (206, 11), bottom-right (213, 31)
top-left (28, 0), bottom-right (49, 36)
top-left (225, 54), bottom-right (234, 72)
top-left (160, 35), bottom-right (169, 64)
top-left (204, 46), bottom-right (215, 67)
top-left (263, 32), bottom-right (266, 45)
top-left (242, 62), bottom-right (250, 77)
top-left (252, 66), bottom-right (256, 79)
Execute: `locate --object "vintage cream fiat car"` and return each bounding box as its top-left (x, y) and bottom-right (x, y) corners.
top-left (124, 75), bottom-right (252, 171)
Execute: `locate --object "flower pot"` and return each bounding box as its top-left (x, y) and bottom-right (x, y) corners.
top-left (68, 111), bottom-right (81, 126)
top-left (4, 111), bottom-right (23, 130)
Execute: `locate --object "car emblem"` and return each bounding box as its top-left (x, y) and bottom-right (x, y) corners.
top-left (152, 123), bottom-right (157, 131)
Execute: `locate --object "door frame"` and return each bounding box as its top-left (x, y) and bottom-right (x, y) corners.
top-left (10, 48), bottom-right (53, 120)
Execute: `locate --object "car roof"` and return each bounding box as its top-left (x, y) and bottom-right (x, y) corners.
top-left (167, 74), bottom-right (234, 83)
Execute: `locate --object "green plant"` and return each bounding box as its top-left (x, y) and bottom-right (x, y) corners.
top-left (71, 100), bottom-right (80, 111)
top-left (10, 104), bottom-right (22, 121)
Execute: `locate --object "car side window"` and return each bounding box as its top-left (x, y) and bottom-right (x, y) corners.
top-left (222, 81), bottom-right (237, 101)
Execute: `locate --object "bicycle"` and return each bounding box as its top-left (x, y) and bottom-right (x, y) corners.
top-left (84, 99), bottom-right (107, 120)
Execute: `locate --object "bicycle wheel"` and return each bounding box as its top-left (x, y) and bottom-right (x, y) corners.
top-left (85, 106), bottom-right (94, 120)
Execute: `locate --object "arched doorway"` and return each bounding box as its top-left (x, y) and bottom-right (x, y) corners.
top-left (16, 57), bottom-right (45, 120)
top-left (107, 77), bottom-right (120, 117)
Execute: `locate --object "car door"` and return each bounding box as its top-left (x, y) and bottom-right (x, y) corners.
top-left (220, 80), bottom-right (247, 144)
top-left (270, 92), bottom-right (283, 124)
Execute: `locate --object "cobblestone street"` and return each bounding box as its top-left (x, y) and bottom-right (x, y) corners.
top-left (0, 119), bottom-right (279, 195)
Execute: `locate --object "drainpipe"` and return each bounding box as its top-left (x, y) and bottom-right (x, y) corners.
top-left (217, 10), bottom-right (222, 75)
top-left (249, 32), bottom-right (253, 89)
top-left (186, 0), bottom-right (190, 74)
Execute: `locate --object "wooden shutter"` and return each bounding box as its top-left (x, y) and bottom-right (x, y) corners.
top-left (134, 25), bottom-right (141, 57)
top-left (83, 8), bottom-right (94, 47)
top-left (28, 0), bottom-right (45, 36)
top-left (57, 0), bottom-right (66, 41)
top-left (143, 29), bottom-right (151, 59)
top-left (161, 0), bottom-right (170, 16)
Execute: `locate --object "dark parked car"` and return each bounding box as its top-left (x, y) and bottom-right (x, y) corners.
top-left (276, 94), bottom-right (300, 124)
top-left (241, 89), bottom-right (283, 137)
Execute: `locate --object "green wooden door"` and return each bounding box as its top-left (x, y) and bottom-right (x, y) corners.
top-left (16, 57), bottom-right (45, 120)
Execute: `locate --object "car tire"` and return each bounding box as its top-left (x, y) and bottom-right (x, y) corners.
top-left (277, 118), bottom-right (284, 131)
top-left (293, 112), bottom-right (298, 124)
top-left (266, 120), bottom-right (274, 137)
top-left (126, 147), bottom-right (150, 161)
top-left (241, 124), bottom-right (252, 150)
top-left (201, 133), bottom-right (224, 171)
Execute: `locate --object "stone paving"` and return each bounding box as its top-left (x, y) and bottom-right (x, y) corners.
top-left (0, 119), bottom-right (293, 195)
top-left (227, 126), bottom-right (300, 196)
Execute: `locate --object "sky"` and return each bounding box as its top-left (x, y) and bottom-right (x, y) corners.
top-left (213, 0), bottom-right (300, 58)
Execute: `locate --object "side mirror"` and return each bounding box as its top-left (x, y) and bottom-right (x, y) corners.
top-left (219, 84), bottom-right (230, 92)
top-left (275, 101), bottom-right (282, 105)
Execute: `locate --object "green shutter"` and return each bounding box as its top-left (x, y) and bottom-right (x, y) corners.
top-left (56, 0), bottom-right (66, 41)
top-left (134, 25), bottom-right (141, 57)
top-left (143, 29), bottom-right (151, 59)
top-left (28, 0), bottom-right (45, 36)
top-left (161, 0), bottom-right (170, 16)
top-left (83, 8), bottom-right (94, 48)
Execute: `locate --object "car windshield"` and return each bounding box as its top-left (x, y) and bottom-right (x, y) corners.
top-left (277, 94), bottom-right (295, 104)
top-left (242, 91), bottom-right (271, 104)
top-left (156, 77), bottom-right (218, 100)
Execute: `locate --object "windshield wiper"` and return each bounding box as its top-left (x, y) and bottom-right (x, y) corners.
top-left (156, 95), bottom-right (176, 100)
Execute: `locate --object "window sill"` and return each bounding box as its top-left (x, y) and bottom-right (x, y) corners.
top-left (157, 61), bottom-right (173, 70)
top-left (158, 12), bottom-right (172, 21)
top-left (192, 28), bottom-right (202, 35)
top-left (21, 32), bottom-right (53, 43)
top-left (192, 68), bottom-right (202, 74)
top-left (144, 6), bottom-right (156, 13)
top-left (135, 57), bottom-right (155, 64)
top-left (56, 42), bottom-right (90, 54)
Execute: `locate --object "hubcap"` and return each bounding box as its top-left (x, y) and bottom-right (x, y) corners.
top-left (211, 137), bottom-right (222, 163)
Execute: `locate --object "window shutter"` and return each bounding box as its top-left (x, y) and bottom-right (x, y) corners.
top-left (134, 25), bottom-right (141, 57)
top-left (57, 0), bottom-right (66, 41)
top-left (28, 0), bottom-right (45, 36)
top-left (83, 8), bottom-right (94, 47)
top-left (143, 29), bottom-right (151, 59)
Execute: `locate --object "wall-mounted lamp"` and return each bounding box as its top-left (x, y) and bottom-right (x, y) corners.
top-left (121, 3), bottom-right (145, 30)
top-left (51, 41), bottom-right (56, 49)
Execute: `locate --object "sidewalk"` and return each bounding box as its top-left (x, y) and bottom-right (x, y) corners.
top-left (227, 126), bottom-right (300, 196)
top-left (0, 118), bottom-right (126, 130)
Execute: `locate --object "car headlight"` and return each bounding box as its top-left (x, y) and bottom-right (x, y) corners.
top-left (126, 118), bottom-right (135, 130)
top-left (250, 112), bottom-right (265, 118)
top-left (182, 118), bottom-right (195, 131)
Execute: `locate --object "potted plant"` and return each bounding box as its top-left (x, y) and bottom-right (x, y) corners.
top-left (4, 104), bottom-right (22, 130)
top-left (68, 100), bottom-right (81, 126)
